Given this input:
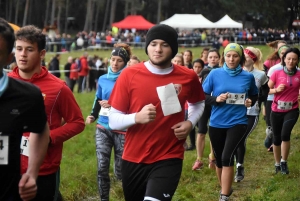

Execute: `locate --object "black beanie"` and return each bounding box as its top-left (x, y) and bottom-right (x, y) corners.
top-left (145, 24), bottom-right (178, 58)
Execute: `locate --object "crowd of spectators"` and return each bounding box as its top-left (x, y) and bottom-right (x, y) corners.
top-left (45, 27), bottom-right (300, 53)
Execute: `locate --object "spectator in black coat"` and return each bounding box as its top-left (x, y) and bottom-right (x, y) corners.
top-left (64, 56), bottom-right (72, 88)
top-left (48, 54), bottom-right (61, 78)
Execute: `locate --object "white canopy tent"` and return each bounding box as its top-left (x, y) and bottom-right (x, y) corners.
top-left (214, 14), bottom-right (243, 29)
top-left (160, 14), bottom-right (215, 29)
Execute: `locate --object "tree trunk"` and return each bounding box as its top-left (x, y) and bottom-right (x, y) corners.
top-left (124, 0), bottom-right (128, 17)
top-left (28, 0), bottom-right (34, 24)
top-left (5, 0), bottom-right (9, 20)
top-left (22, 0), bottom-right (30, 26)
top-left (50, 0), bottom-right (56, 26)
top-left (83, 0), bottom-right (92, 31)
top-left (57, 1), bottom-right (62, 33)
top-left (102, 0), bottom-right (110, 32)
top-left (157, 0), bottom-right (161, 24)
top-left (15, 0), bottom-right (19, 24)
top-left (109, 0), bottom-right (117, 28)
top-left (89, 0), bottom-right (95, 31)
top-left (8, 0), bottom-right (13, 22)
top-left (94, 0), bottom-right (102, 32)
top-left (44, 0), bottom-right (51, 26)
top-left (64, 0), bottom-right (69, 33)
top-left (130, 0), bottom-right (139, 15)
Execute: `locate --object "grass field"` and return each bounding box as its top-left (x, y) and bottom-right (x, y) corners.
top-left (45, 45), bottom-right (300, 201)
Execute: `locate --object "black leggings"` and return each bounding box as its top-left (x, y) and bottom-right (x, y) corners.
top-left (265, 101), bottom-right (272, 127)
top-left (270, 108), bottom-right (299, 146)
top-left (209, 124), bottom-right (247, 168)
top-left (235, 115), bottom-right (259, 164)
top-left (188, 127), bottom-right (196, 147)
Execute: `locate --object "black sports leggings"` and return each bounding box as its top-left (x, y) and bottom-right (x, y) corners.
top-left (209, 124), bottom-right (247, 168)
top-left (265, 101), bottom-right (272, 127)
top-left (235, 115), bottom-right (259, 164)
top-left (270, 108), bottom-right (299, 146)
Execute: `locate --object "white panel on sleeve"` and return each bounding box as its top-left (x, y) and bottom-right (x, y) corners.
top-left (187, 100), bottom-right (205, 127)
top-left (109, 107), bottom-right (136, 130)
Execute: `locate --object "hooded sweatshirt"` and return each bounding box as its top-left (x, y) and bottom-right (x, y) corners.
top-left (8, 66), bottom-right (85, 175)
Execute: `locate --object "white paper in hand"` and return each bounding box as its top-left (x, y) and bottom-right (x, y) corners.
top-left (156, 83), bottom-right (182, 116)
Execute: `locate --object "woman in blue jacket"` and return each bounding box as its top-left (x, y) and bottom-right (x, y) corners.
top-left (202, 43), bottom-right (258, 201)
top-left (85, 43), bottom-right (131, 201)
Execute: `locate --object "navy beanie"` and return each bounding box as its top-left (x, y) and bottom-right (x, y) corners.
top-left (145, 24), bottom-right (178, 58)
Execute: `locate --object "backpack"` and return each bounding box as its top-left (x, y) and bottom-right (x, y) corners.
top-left (76, 59), bottom-right (82, 72)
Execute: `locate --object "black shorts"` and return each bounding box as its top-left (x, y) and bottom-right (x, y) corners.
top-left (122, 158), bottom-right (182, 201)
top-left (31, 170), bottom-right (60, 201)
top-left (197, 104), bottom-right (211, 134)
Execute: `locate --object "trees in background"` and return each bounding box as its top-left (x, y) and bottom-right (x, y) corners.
top-left (0, 0), bottom-right (298, 33)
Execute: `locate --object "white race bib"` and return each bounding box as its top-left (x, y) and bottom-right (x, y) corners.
top-left (0, 136), bottom-right (9, 165)
top-left (156, 83), bottom-right (182, 116)
top-left (99, 107), bottom-right (111, 117)
top-left (20, 136), bottom-right (30, 157)
top-left (277, 100), bottom-right (293, 110)
top-left (226, 93), bottom-right (246, 105)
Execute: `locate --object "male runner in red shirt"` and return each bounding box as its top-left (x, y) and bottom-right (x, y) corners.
top-left (108, 24), bottom-right (205, 201)
top-left (9, 25), bottom-right (85, 201)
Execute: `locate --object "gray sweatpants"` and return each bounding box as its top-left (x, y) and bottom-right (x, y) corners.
top-left (95, 127), bottom-right (125, 201)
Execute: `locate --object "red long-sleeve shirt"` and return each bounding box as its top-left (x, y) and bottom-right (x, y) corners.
top-left (8, 66), bottom-right (85, 175)
top-left (78, 56), bottom-right (89, 77)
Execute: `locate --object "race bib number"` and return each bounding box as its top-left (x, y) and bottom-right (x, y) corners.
top-left (0, 136), bottom-right (9, 165)
top-left (20, 136), bottom-right (30, 157)
top-left (99, 107), bottom-right (111, 117)
top-left (156, 83), bottom-right (182, 116)
top-left (226, 93), bottom-right (246, 105)
top-left (277, 100), bottom-right (293, 110)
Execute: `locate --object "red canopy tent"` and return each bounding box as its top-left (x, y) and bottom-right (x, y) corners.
top-left (112, 15), bottom-right (155, 30)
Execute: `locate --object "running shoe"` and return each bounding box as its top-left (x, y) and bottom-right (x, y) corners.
top-left (192, 160), bottom-right (203, 170)
top-left (208, 156), bottom-right (216, 170)
top-left (266, 126), bottom-right (273, 138)
top-left (234, 166), bottom-right (244, 182)
top-left (274, 165), bottom-right (281, 174)
top-left (280, 162), bottom-right (289, 174)
top-left (219, 194), bottom-right (230, 201)
top-left (264, 136), bottom-right (272, 149)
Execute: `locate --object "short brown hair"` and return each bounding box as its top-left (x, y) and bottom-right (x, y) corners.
top-left (16, 25), bottom-right (46, 51)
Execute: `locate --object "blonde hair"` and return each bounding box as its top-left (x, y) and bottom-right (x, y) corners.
top-left (172, 53), bottom-right (184, 65)
top-left (245, 46), bottom-right (264, 70)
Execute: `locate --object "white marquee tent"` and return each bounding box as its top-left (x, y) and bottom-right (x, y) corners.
top-left (214, 14), bottom-right (243, 29)
top-left (160, 14), bottom-right (215, 29)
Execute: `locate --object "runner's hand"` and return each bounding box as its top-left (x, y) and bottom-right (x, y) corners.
top-left (245, 98), bottom-right (252, 107)
top-left (85, 115), bottom-right (95, 124)
top-left (98, 100), bottom-right (110, 108)
top-left (216, 92), bottom-right (229, 102)
top-left (171, 120), bottom-right (193, 140)
top-left (19, 173), bottom-right (37, 201)
top-left (276, 84), bottom-right (285, 93)
top-left (135, 104), bottom-right (156, 124)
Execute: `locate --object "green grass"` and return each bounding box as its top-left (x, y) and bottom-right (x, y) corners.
top-left (48, 45), bottom-right (300, 201)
